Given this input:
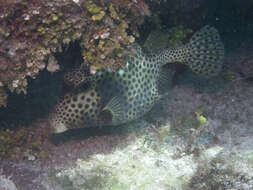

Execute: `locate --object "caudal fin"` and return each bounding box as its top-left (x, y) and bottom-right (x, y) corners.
top-left (185, 26), bottom-right (224, 77)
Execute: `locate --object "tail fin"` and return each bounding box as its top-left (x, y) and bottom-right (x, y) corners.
top-left (185, 26), bottom-right (224, 77)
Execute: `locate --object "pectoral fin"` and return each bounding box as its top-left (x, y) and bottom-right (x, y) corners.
top-left (99, 96), bottom-right (124, 125)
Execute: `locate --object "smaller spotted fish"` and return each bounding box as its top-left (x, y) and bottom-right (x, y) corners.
top-left (63, 63), bottom-right (90, 88)
top-left (50, 26), bottom-right (224, 133)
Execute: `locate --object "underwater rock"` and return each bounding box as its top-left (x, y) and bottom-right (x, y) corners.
top-left (0, 174), bottom-right (18, 190)
top-left (0, 0), bottom-right (150, 103)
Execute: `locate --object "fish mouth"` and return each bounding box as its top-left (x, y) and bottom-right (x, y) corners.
top-left (98, 109), bottom-right (113, 125)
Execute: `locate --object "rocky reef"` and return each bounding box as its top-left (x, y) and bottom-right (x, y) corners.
top-left (0, 0), bottom-right (150, 106)
top-left (0, 0), bottom-right (253, 190)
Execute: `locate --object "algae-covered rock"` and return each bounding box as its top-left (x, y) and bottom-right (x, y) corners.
top-left (0, 0), bottom-right (150, 104)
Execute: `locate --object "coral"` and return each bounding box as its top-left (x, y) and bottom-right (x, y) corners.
top-left (0, 0), bottom-right (86, 95)
top-left (0, 0), bottom-right (150, 104)
top-left (80, 0), bottom-right (150, 72)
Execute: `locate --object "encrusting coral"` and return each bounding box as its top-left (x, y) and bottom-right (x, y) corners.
top-left (0, 0), bottom-right (150, 105)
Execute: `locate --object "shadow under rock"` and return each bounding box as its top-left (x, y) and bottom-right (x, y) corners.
top-left (49, 119), bottom-right (146, 146)
top-left (174, 68), bottom-right (228, 93)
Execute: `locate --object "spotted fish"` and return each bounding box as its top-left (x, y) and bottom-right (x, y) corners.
top-left (99, 26), bottom-right (224, 126)
top-left (49, 26), bottom-right (224, 133)
top-left (63, 63), bottom-right (90, 88)
top-left (49, 85), bottom-right (102, 133)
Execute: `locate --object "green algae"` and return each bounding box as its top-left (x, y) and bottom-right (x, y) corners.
top-left (167, 25), bottom-right (193, 47)
top-left (86, 1), bottom-right (102, 14)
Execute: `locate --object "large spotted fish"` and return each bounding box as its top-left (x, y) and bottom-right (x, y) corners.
top-left (49, 26), bottom-right (224, 133)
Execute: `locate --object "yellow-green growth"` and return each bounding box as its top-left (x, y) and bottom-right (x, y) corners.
top-left (109, 4), bottom-right (119, 20)
top-left (222, 71), bottom-right (236, 81)
top-left (92, 11), bottom-right (105, 21)
top-left (51, 13), bottom-right (59, 21)
top-left (195, 109), bottom-right (207, 128)
top-left (167, 25), bottom-right (193, 47)
top-left (86, 1), bottom-right (102, 14)
top-left (37, 26), bottom-right (46, 35)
